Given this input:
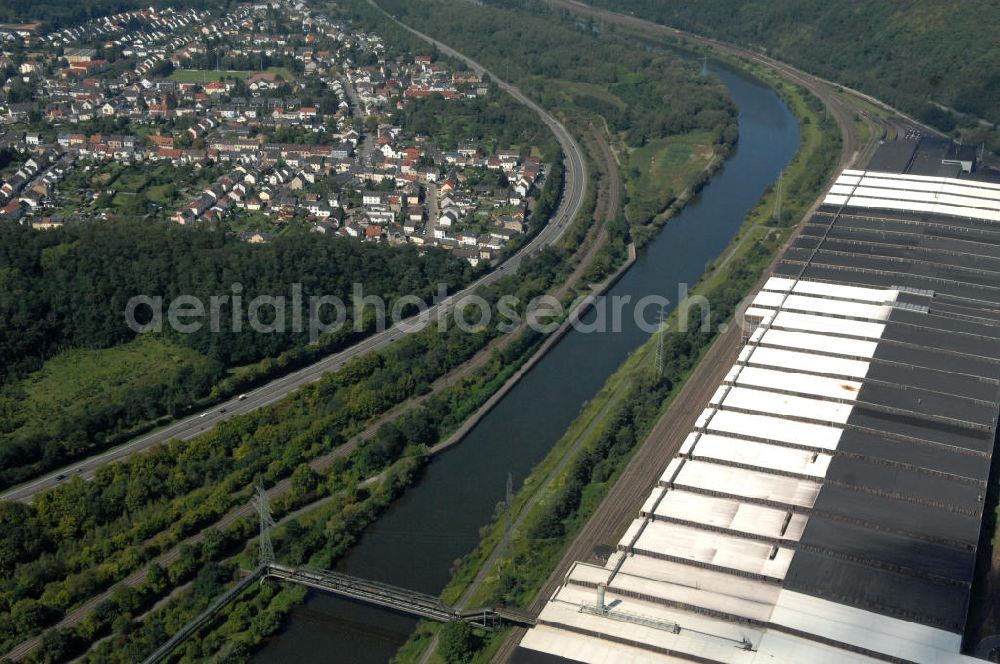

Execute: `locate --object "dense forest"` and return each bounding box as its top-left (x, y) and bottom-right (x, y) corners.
top-left (591, 0), bottom-right (1000, 146)
top-left (0, 221), bottom-right (469, 379)
top-left (341, 0), bottom-right (736, 151)
top-left (0, 221), bottom-right (471, 486)
top-left (0, 245), bottom-right (568, 662)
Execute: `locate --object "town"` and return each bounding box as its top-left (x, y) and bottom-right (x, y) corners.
top-left (0, 1), bottom-right (547, 265)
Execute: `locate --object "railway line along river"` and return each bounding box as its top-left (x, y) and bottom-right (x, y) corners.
top-left (255, 60), bottom-right (800, 663)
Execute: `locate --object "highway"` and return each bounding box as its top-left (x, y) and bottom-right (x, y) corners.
top-left (0, 8), bottom-right (587, 504)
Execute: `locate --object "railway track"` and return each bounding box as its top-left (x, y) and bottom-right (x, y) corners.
top-left (488, 1), bottom-right (912, 660)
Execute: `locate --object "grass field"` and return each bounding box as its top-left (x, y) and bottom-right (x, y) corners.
top-left (549, 78), bottom-right (627, 111)
top-left (19, 336), bottom-right (211, 412)
top-left (388, 48), bottom-right (843, 664)
top-left (97, 162), bottom-right (223, 215)
top-left (146, 183), bottom-right (174, 203)
top-left (625, 131), bottom-right (715, 226)
top-left (169, 66), bottom-right (296, 83)
top-left (1, 336), bottom-right (216, 450)
top-left (112, 171), bottom-right (148, 194)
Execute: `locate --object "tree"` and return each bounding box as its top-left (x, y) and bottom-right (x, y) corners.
top-left (10, 598), bottom-right (56, 634)
top-left (146, 563), bottom-right (168, 595)
top-left (0, 502), bottom-right (47, 576)
top-left (438, 622), bottom-right (481, 664)
top-left (290, 463), bottom-right (319, 497)
top-left (527, 507), bottom-right (564, 540)
top-left (37, 628), bottom-right (82, 664)
top-left (193, 562), bottom-right (231, 598)
top-left (167, 544), bottom-right (199, 585)
top-left (201, 528), bottom-right (226, 561)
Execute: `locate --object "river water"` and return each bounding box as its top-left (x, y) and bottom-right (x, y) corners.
top-left (254, 61), bottom-right (800, 663)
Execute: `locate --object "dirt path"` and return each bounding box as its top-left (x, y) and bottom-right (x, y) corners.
top-left (487, 3), bottom-right (891, 661)
top-left (17, 120), bottom-right (626, 664)
top-left (2, 333), bottom-right (509, 663)
top-left (553, 123), bottom-right (621, 302)
top-left (414, 120), bottom-right (625, 664)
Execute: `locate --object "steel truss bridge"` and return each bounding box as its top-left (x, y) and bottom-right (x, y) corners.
top-left (142, 563), bottom-right (535, 664)
top-left (265, 563), bottom-right (536, 627)
top-left (142, 484), bottom-right (534, 664)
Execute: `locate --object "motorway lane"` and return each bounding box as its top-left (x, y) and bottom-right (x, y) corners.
top-left (0, 11), bottom-right (588, 504)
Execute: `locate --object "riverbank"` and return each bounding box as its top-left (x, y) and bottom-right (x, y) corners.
top-left (388, 39), bottom-right (845, 664)
top-left (427, 243), bottom-right (636, 461)
top-left (248, 6), bottom-right (804, 663)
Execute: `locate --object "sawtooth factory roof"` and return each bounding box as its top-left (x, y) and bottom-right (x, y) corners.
top-left (512, 165), bottom-right (1000, 664)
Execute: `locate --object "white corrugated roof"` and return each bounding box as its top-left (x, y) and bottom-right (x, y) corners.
top-left (688, 434), bottom-right (832, 477)
top-left (519, 210), bottom-right (978, 663)
top-left (705, 409), bottom-right (844, 450)
top-left (745, 346), bottom-right (871, 379)
top-left (769, 591), bottom-right (978, 664)
top-left (666, 459), bottom-right (822, 508)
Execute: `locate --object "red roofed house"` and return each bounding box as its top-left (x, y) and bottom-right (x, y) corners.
top-left (203, 81), bottom-right (226, 95)
top-left (150, 133), bottom-right (174, 147)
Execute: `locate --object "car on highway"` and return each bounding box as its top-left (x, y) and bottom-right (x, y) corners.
top-left (219, 408), bottom-right (227, 414)
top-left (56, 474), bottom-right (66, 481)
top-left (200, 412), bottom-right (208, 418)
top-left (238, 394), bottom-right (247, 400)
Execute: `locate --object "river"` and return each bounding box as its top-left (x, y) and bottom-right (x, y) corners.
top-left (254, 60), bottom-right (800, 663)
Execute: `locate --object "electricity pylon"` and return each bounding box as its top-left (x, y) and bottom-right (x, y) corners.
top-left (654, 306), bottom-right (668, 376)
top-left (254, 480), bottom-right (276, 567)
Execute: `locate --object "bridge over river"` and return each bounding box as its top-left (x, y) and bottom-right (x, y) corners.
top-left (142, 562), bottom-right (536, 664)
top-left (141, 485), bottom-right (535, 664)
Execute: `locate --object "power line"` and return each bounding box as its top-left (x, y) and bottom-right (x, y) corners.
top-left (654, 306), bottom-right (667, 376)
top-left (254, 479), bottom-right (276, 566)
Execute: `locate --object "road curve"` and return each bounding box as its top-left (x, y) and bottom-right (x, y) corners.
top-left (0, 8), bottom-right (588, 504)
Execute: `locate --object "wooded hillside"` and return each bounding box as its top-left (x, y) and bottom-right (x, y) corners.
top-left (592, 0), bottom-right (999, 143)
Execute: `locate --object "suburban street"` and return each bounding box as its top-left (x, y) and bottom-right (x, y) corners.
top-left (0, 10), bottom-right (587, 504)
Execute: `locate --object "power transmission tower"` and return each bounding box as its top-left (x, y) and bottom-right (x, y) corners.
top-left (654, 306), bottom-right (667, 377)
top-left (254, 480), bottom-right (276, 567)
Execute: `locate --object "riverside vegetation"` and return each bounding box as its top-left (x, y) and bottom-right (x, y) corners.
top-left (388, 17), bottom-right (843, 663)
top-left (0, 0), bottom-right (742, 660)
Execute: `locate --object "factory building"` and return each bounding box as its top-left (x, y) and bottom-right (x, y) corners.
top-left (513, 157), bottom-right (1000, 663)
